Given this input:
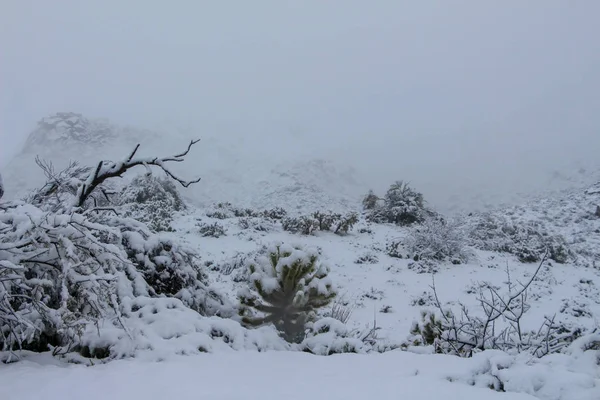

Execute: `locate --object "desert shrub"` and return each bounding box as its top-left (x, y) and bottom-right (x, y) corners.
top-left (197, 222), bottom-right (227, 238)
top-left (238, 243), bottom-right (337, 343)
top-left (467, 213), bottom-right (571, 263)
top-left (324, 297), bottom-right (354, 324)
top-left (333, 212), bottom-right (359, 234)
top-left (282, 212), bottom-right (358, 236)
top-left (238, 217), bottom-right (272, 232)
top-left (364, 181), bottom-right (430, 226)
top-left (25, 159), bottom-right (98, 213)
top-left (403, 216), bottom-right (470, 264)
top-left (262, 207), bottom-right (288, 220)
top-left (409, 254), bottom-right (585, 358)
top-left (301, 318), bottom-right (365, 355)
top-left (312, 211), bottom-right (337, 231)
top-left (282, 216), bottom-right (318, 235)
top-left (361, 189), bottom-right (379, 211)
top-left (206, 202), bottom-right (259, 219)
top-left (117, 173), bottom-right (186, 232)
top-left (407, 259), bottom-right (439, 274)
top-left (355, 252), bottom-right (379, 264)
top-left (386, 240), bottom-right (405, 259)
top-left (0, 139), bottom-right (231, 357)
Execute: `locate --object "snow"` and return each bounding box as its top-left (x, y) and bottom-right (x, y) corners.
top-left (0, 351), bottom-right (558, 400)
top-left (2, 113), bottom-right (600, 400)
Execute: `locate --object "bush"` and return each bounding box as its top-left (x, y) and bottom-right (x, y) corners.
top-left (281, 215), bottom-right (317, 235)
top-left (403, 216), bottom-right (470, 264)
top-left (117, 174), bottom-right (186, 232)
top-left (466, 213), bottom-right (571, 264)
top-left (238, 243), bottom-right (337, 343)
top-left (205, 202), bottom-right (258, 219)
top-left (262, 207), bottom-right (288, 220)
top-left (364, 181), bottom-right (430, 226)
top-left (409, 254), bottom-right (585, 358)
top-left (197, 222), bottom-right (227, 238)
top-left (282, 212), bottom-right (358, 236)
top-left (238, 217), bottom-right (272, 232)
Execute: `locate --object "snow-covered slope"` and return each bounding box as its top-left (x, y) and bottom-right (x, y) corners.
top-left (2, 112), bottom-right (365, 214)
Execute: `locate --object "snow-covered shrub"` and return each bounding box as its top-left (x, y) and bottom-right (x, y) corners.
top-left (282, 212), bottom-right (358, 236)
top-left (197, 222), bottom-right (227, 238)
top-left (261, 207), bottom-right (287, 220)
top-left (361, 189), bottom-right (379, 211)
top-left (238, 243), bottom-right (337, 343)
top-left (116, 173), bottom-right (186, 232)
top-left (386, 240), bottom-right (405, 259)
top-left (0, 139), bottom-right (222, 358)
top-left (364, 181), bottom-right (430, 226)
top-left (332, 212), bottom-right (359, 235)
top-left (354, 252), bottom-right (379, 264)
top-left (467, 213), bottom-right (571, 263)
top-left (281, 215), bottom-right (317, 235)
top-left (407, 260), bottom-right (439, 274)
top-left (238, 217), bottom-right (272, 232)
top-left (409, 254), bottom-right (586, 358)
top-left (403, 216), bottom-right (471, 264)
top-left (25, 158), bottom-right (98, 213)
top-left (301, 318), bottom-right (365, 355)
top-left (206, 202), bottom-right (259, 219)
top-left (324, 297), bottom-right (354, 324)
top-left (408, 311), bottom-right (444, 348)
top-left (312, 211), bottom-right (337, 231)
top-left (0, 204), bottom-right (130, 354)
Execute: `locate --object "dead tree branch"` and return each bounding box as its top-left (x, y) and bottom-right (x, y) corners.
top-left (74, 139), bottom-right (201, 209)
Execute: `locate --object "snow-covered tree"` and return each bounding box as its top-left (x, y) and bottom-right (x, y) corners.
top-left (364, 181), bottom-right (429, 226)
top-left (0, 139), bottom-right (225, 357)
top-left (0, 173), bottom-right (4, 200)
top-left (238, 244), bottom-right (337, 343)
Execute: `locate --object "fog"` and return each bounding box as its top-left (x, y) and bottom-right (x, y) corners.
top-left (2, 1), bottom-right (600, 209)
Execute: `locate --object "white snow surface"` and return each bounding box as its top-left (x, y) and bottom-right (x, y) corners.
top-left (3, 349), bottom-right (599, 400)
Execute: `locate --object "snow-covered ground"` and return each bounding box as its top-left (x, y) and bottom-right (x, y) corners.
top-left (2, 113), bottom-right (600, 400)
top-left (3, 349), bottom-right (599, 400)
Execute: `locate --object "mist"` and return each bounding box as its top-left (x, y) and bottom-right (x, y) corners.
top-left (2, 1), bottom-right (600, 210)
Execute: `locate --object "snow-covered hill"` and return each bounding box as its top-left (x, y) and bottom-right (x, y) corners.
top-left (2, 112), bottom-right (365, 214)
top-left (5, 112), bottom-right (600, 216)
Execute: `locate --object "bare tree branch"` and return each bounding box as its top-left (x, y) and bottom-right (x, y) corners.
top-left (74, 139), bottom-right (201, 209)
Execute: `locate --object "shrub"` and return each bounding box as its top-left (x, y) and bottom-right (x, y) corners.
top-left (361, 189), bottom-right (379, 211)
top-left (466, 213), bottom-right (571, 264)
top-left (117, 174), bottom-right (186, 232)
top-left (238, 243), bottom-right (337, 343)
top-left (238, 217), bottom-right (272, 232)
top-left (262, 207), bottom-right (288, 220)
top-left (364, 181), bottom-right (429, 226)
top-left (282, 212), bottom-right (358, 236)
top-left (403, 216), bottom-right (470, 263)
top-left (409, 254), bottom-right (585, 358)
top-left (282, 216), bottom-right (318, 235)
top-left (197, 222), bottom-right (227, 238)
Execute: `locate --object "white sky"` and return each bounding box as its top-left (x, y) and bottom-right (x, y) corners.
top-left (1, 1), bottom-right (599, 204)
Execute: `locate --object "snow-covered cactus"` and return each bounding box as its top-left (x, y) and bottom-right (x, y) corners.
top-left (238, 243), bottom-right (337, 343)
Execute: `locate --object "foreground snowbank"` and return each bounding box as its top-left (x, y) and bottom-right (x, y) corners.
top-left (1, 349), bottom-right (598, 400)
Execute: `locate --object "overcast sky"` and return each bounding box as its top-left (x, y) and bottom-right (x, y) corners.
top-left (2, 1), bottom-right (600, 204)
